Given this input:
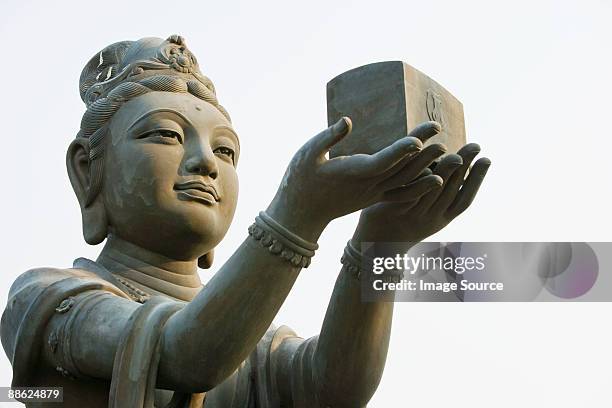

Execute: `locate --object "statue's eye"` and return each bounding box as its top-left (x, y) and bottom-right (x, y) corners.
top-left (214, 146), bottom-right (235, 163)
top-left (140, 129), bottom-right (182, 143)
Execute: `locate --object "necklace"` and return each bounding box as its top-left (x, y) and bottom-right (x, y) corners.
top-left (116, 276), bottom-right (151, 303)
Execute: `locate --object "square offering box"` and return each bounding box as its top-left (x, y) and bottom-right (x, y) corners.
top-left (327, 61), bottom-right (466, 158)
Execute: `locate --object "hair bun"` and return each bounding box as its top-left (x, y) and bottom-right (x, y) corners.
top-left (79, 41), bottom-right (134, 105)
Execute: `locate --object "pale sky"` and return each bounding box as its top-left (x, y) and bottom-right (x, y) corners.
top-left (0, 0), bottom-right (610, 406)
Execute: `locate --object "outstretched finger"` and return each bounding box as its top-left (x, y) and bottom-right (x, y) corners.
top-left (382, 175), bottom-right (443, 202)
top-left (429, 143), bottom-right (481, 214)
top-left (377, 143), bottom-right (447, 190)
top-left (358, 136), bottom-right (424, 176)
top-left (303, 117), bottom-right (352, 160)
top-left (446, 157), bottom-right (491, 217)
top-left (373, 121), bottom-right (440, 181)
top-left (413, 154), bottom-right (464, 213)
top-left (407, 121), bottom-right (442, 143)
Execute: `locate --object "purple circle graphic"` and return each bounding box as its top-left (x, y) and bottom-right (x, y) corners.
top-left (544, 243), bottom-right (598, 299)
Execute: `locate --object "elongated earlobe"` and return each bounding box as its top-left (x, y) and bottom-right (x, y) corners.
top-left (66, 138), bottom-right (108, 244)
top-left (81, 197), bottom-right (108, 244)
top-left (198, 250), bottom-right (214, 269)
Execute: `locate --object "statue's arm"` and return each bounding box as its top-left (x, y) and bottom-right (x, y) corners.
top-left (314, 264), bottom-right (393, 407)
top-left (157, 233), bottom-right (312, 391)
top-left (272, 262), bottom-right (392, 408)
top-left (289, 144), bottom-right (490, 406)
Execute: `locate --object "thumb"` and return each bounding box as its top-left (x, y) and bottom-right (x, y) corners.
top-left (307, 117), bottom-right (352, 158)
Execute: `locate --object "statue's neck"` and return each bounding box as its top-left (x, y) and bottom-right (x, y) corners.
top-left (97, 234), bottom-right (202, 301)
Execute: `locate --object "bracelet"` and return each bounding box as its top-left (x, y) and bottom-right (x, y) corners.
top-left (341, 240), bottom-right (404, 282)
top-left (258, 211), bottom-right (319, 251)
top-left (248, 211), bottom-right (318, 268)
top-left (340, 240), bottom-right (368, 279)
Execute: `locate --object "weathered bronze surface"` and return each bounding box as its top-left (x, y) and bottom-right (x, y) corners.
top-left (0, 35), bottom-right (490, 407)
top-left (327, 61), bottom-right (466, 157)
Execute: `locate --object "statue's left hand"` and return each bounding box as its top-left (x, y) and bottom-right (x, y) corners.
top-left (352, 143), bottom-right (491, 245)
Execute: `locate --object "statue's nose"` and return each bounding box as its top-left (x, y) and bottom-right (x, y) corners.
top-left (184, 143), bottom-right (219, 179)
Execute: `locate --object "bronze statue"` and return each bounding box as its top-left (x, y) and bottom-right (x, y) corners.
top-left (0, 35), bottom-right (490, 407)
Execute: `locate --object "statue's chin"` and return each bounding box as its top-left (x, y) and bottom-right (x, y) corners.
top-left (104, 221), bottom-right (223, 263)
top-left (114, 236), bottom-right (216, 264)
top-left (102, 194), bottom-right (234, 261)
top-left (154, 226), bottom-right (224, 261)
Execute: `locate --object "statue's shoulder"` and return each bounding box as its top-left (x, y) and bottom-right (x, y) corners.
top-left (1, 264), bottom-right (123, 362)
top-left (7, 266), bottom-right (100, 300)
top-left (3, 266), bottom-right (103, 331)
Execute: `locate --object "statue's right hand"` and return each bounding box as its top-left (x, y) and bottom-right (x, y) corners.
top-left (266, 117), bottom-right (447, 242)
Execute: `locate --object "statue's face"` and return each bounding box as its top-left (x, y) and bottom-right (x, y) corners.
top-left (103, 91), bottom-right (240, 260)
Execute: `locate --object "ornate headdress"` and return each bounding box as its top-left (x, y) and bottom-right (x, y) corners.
top-left (79, 35), bottom-right (228, 114)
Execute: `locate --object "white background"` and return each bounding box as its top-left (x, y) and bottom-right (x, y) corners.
top-left (1, 0), bottom-right (611, 406)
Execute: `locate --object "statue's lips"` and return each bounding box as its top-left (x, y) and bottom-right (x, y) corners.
top-left (174, 181), bottom-right (220, 205)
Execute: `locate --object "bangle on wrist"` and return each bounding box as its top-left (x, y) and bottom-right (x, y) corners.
top-left (248, 211), bottom-right (319, 268)
top-left (258, 211), bottom-right (319, 252)
top-left (341, 240), bottom-right (404, 282)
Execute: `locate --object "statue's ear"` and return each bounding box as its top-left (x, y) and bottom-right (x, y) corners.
top-left (198, 250), bottom-right (214, 269)
top-left (66, 138), bottom-right (108, 245)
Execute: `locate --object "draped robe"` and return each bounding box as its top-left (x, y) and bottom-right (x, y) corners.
top-left (1, 259), bottom-right (321, 407)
